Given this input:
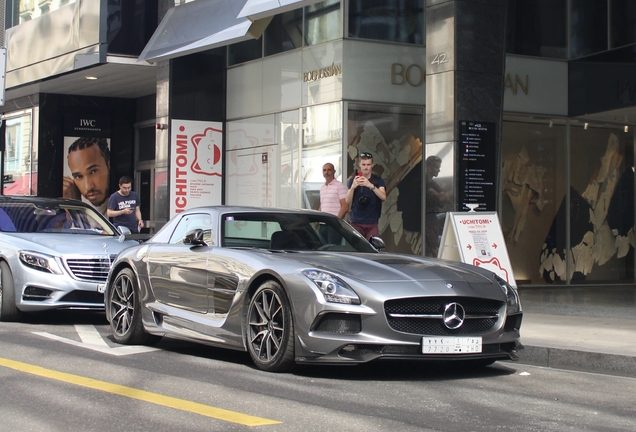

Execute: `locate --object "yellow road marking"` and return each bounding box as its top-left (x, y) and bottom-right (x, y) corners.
top-left (0, 357), bottom-right (280, 427)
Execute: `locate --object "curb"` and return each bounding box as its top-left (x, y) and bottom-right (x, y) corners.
top-left (516, 345), bottom-right (636, 378)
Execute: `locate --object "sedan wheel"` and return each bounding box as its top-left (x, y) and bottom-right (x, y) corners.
top-left (109, 267), bottom-right (159, 345)
top-left (0, 261), bottom-right (22, 322)
top-left (246, 281), bottom-right (295, 372)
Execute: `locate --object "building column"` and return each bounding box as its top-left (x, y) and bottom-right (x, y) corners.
top-left (425, 0), bottom-right (506, 212)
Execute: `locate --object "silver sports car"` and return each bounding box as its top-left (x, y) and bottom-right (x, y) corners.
top-left (0, 196), bottom-right (139, 321)
top-left (105, 206), bottom-right (522, 372)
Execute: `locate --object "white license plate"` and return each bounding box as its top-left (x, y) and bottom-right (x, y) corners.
top-left (97, 284), bottom-right (106, 294)
top-left (422, 337), bottom-right (482, 354)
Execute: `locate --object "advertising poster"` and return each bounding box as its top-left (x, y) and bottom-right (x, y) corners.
top-left (170, 120), bottom-right (223, 218)
top-left (62, 115), bottom-right (112, 216)
top-left (438, 212), bottom-right (516, 287)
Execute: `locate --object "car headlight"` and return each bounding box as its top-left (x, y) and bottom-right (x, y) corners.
top-left (495, 275), bottom-right (521, 313)
top-left (302, 269), bottom-right (360, 305)
top-left (19, 251), bottom-right (64, 274)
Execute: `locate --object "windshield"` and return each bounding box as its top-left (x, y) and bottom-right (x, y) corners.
top-left (222, 212), bottom-right (378, 253)
top-left (0, 202), bottom-right (117, 235)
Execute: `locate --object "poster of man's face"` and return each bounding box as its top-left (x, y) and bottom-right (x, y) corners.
top-left (62, 136), bottom-right (111, 215)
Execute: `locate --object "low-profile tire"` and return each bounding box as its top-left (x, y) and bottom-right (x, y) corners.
top-left (108, 267), bottom-right (159, 345)
top-left (0, 261), bottom-right (23, 322)
top-left (246, 280), bottom-right (295, 372)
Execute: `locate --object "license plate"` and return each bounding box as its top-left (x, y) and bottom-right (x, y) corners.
top-left (97, 284), bottom-right (105, 294)
top-left (422, 337), bottom-right (482, 354)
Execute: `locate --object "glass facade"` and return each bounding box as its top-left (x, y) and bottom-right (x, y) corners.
top-left (505, 0), bottom-right (567, 58)
top-left (501, 118), bottom-right (635, 286)
top-left (3, 109), bottom-right (37, 196)
top-left (304, 0), bottom-right (342, 46)
top-left (348, 0), bottom-right (424, 45)
top-left (347, 104), bottom-right (423, 255)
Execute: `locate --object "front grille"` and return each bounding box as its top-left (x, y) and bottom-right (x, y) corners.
top-left (384, 297), bottom-right (503, 336)
top-left (65, 255), bottom-right (116, 283)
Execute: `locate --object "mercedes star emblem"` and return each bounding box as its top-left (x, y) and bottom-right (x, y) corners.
top-left (443, 302), bottom-right (465, 329)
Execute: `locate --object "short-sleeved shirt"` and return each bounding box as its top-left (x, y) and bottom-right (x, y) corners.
top-left (108, 191), bottom-right (140, 233)
top-left (347, 174), bottom-right (385, 224)
top-left (320, 178), bottom-right (348, 216)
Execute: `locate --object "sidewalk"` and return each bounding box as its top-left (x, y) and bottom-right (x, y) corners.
top-left (514, 286), bottom-right (636, 377)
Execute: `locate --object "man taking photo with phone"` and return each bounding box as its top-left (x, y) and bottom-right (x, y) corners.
top-left (346, 152), bottom-right (386, 240)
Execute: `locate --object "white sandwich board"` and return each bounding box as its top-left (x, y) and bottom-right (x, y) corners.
top-left (438, 212), bottom-right (516, 287)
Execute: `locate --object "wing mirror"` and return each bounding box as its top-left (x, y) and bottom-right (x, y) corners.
top-left (369, 235), bottom-right (385, 250)
top-left (184, 228), bottom-right (208, 246)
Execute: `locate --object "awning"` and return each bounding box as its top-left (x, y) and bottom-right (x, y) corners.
top-left (138, 0), bottom-right (272, 63)
top-left (238, 0), bottom-right (325, 21)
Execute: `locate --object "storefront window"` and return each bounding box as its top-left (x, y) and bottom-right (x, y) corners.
top-left (348, 0), bottom-right (424, 45)
top-left (568, 124), bottom-right (634, 284)
top-left (347, 104), bottom-right (423, 254)
top-left (501, 118), bottom-right (567, 286)
top-left (304, 0), bottom-right (342, 46)
top-left (3, 109), bottom-right (37, 196)
top-left (302, 103), bottom-right (343, 210)
top-left (506, 0), bottom-right (566, 59)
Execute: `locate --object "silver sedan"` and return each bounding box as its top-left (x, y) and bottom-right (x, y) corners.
top-left (105, 206), bottom-right (523, 372)
top-left (0, 196), bottom-right (139, 321)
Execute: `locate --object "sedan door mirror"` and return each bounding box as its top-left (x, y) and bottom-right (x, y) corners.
top-left (184, 228), bottom-right (208, 246)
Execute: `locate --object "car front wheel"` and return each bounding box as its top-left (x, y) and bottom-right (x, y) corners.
top-left (109, 267), bottom-right (159, 345)
top-left (246, 281), bottom-right (295, 372)
top-left (0, 261), bottom-right (22, 322)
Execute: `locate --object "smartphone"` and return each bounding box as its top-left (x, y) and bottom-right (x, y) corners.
top-left (357, 171), bottom-right (362, 177)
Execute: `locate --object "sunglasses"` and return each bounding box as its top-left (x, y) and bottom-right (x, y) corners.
top-left (359, 152), bottom-right (373, 158)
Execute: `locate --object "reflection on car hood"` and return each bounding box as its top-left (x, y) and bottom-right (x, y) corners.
top-left (5, 233), bottom-right (137, 255)
top-left (273, 252), bottom-right (493, 283)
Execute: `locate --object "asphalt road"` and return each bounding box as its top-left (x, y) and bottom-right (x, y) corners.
top-left (0, 310), bottom-right (634, 432)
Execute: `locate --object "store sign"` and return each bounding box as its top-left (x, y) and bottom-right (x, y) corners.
top-left (391, 63), bottom-right (425, 87)
top-left (438, 212), bottom-right (516, 287)
top-left (170, 120), bottom-right (223, 217)
top-left (303, 63), bottom-right (341, 82)
top-left (457, 121), bottom-right (497, 212)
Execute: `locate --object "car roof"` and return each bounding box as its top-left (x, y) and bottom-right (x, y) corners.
top-left (0, 195), bottom-right (92, 208)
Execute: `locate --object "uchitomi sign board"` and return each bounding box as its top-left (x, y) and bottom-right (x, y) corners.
top-left (170, 120), bottom-right (223, 218)
top-left (438, 212), bottom-right (516, 287)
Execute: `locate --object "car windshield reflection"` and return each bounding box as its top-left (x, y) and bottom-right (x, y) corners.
top-left (222, 212), bottom-right (377, 253)
top-left (0, 202), bottom-right (115, 235)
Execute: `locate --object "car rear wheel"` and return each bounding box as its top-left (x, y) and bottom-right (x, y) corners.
top-left (246, 281), bottom-right (295, 372)
top-left (109, 267), bottom-right (159, 345)
top-left (0, 261), bottom-right (22, 322)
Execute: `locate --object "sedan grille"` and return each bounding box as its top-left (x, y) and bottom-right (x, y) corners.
top-left (384, 296), bottom-right (503, 335)
top-left (64, 255), bottom-right (117, 283)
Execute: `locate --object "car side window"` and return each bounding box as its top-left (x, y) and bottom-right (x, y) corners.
top-left (169, 213), bottom-right (214, 245)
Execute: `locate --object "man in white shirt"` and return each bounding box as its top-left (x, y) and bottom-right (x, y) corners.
top-left (318, 163), bottom-right (348, 244)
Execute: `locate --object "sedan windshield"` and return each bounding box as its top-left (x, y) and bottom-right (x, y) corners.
top-left (0, 202), bottom-right (116, 235)
top-left (222, 212), bottom-right (378, 253)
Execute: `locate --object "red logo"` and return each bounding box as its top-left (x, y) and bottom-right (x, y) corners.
top-left (191, 127), bottom-right (222, 176)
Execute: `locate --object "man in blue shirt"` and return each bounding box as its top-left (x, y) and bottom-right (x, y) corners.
top-left (107, 176), bottom-right (144, 233)
top-left (346, 152), bottom-right (386, 240)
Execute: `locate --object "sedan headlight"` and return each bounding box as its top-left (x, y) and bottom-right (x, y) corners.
top-left (302, 269), bottom-right (360, 305)
top-left (19, 251), bottom-right (64, 274)
top-left (495, 275), bottom-right (521, 313)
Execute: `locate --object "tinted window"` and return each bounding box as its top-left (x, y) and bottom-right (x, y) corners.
top-left (348, 0), bottom-right (424, 45)
top-left (228, 37), bottom-right (263, 66)
top-left (264, 10), bottom-right (303, 56)
top-left (506, 0), bottom-right (567, 58)
top-left (304, 0), bottom-right (342, 46)
top-left (571, 0), bottom-right (608, 58)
